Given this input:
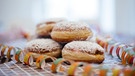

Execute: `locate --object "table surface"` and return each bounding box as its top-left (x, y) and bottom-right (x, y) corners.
top-left (0, 38), bottom-right (128, 76)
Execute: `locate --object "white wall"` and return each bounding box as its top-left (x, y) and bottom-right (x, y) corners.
top-left (0, 0), bottom-right (35, 33)
top-left (0, 0), bottom-right (135, 36)
top-left (100, 0), bottom-right (115, 33)
top-left (115, 0), bottom-right (135, 36)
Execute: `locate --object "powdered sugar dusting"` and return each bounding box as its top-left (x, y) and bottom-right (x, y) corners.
top-left (25, 39), bottom-right (61, 52)
top-left (63, 41), bottom-right (104, 54)
top-left (53, 21), bottom-right (90, 31)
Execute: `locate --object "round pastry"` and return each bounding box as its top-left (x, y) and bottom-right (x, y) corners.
top-left (36, 18), bottom-right (66, 37)
top-left (24, 39), bottom-right (61, 59)
top-left (51, 21), bottom-right (93, 43)
top-left (62, 41), bottom-right (104, 63)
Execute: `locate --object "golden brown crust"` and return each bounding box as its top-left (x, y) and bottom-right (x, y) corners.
top-left (62, 50), bottom-right (104, 63)
top-left (51, 30), bottom-right (92, 42)
top-left (62, 41), bottom-right (105, 63)
top-left (51, 21), bottom-right (93, 43)
top-left (30, 49), bottom-right (61, 60)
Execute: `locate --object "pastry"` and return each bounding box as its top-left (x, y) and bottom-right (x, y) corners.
top-left (51, 21), bottom-right (93, 43)
top-left (62, 41), bottom-right (104, 63)
top-left (36, 18), bottom-right (66, 37)
top-left (24, 39), bottom-right (61, 59)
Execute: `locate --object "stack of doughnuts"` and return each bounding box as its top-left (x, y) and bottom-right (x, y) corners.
top-left (24, 18), bottom-right (105, 63)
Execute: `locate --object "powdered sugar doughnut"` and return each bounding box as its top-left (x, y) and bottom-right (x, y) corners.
top-left (51, 21), bottom-right (93, 43)
top-left (62, 41), bottom-right (104, 63)
top-left (36, 18), bottom-right (66, 37)
top-left (25, 39), bottom-right (61, 59)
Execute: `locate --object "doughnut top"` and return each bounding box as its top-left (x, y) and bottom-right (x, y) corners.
top-left (63, 41), bottom-right (104, 54)
top-left (52, 21), bottom-right (91, 31)
top-left (25, 39), bottom-right (61, 53)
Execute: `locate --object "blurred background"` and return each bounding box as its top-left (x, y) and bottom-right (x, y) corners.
top-left (0, 0), bottom-right (135, 43)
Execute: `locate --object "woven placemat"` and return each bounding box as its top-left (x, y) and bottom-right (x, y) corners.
top-left (0, 52), bottom-right (123, 76)
top-left (0, 61), bottom-right (59, 76)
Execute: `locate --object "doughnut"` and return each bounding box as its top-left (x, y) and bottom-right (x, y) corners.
top-left (24, 39), bottom-right (61, 59)
top-left (62, 41), bottom-right (104, 63)
top-left (36, 18), bottom-right (66, 37)
top-left (51, 21), bottom-right (93, 43)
